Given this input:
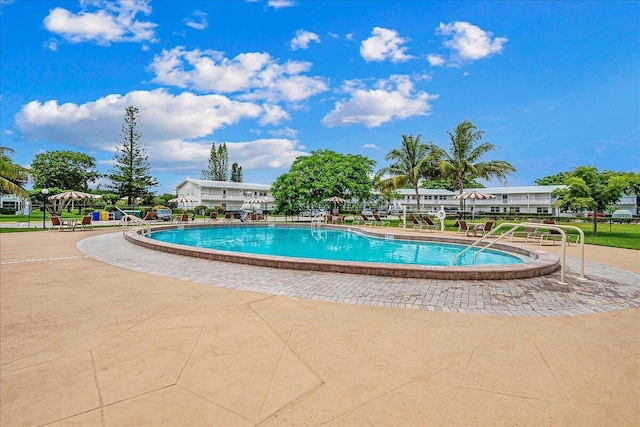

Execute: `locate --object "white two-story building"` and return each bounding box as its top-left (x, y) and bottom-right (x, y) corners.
top-left (396, 186), bottom-right (637, 216)
top-left (173, 178), bottom-right (273, 211)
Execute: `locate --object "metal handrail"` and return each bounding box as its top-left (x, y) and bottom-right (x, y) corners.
top-left (454, 222), bottom-right (585, 285)
top-left (114, 206), bottom-right (151, 236)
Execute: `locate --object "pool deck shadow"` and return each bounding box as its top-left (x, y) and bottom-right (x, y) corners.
top-left (1, 228), bottom-right (639, 426)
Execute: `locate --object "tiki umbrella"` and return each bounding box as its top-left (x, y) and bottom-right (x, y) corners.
top-left (243, 197), bottom-right (268, 212)
top-left (453, 191), bottom-right (496, 220)
top-left (324, 196), bottom-right (347, 213)
top-left (168, 196), bottom-right (198, 210)
top-left (48, 190), bottom-right (100, 213)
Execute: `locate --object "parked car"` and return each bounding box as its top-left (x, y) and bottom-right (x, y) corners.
top-left (154, 208), bottom-right (173, 221)
top-left (587, 211), bottom-right (605, 218)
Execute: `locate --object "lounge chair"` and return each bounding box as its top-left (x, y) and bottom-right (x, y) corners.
top-left (333, 215), bottom-right (345, 224)
top-left (373, 214), bottom-right (390, 227)
top-left (250, 213), bottom-right (258, 221)
top-left (223, 212), bottom-right (233, 222)
top-left (79, 215), bottom-right (94, 230)
top-left (143, 211), bottom-right (155, 221)
top-left (509, 219), bottom-right (541, 241)
top-left (325, 214), bottom-right (334, 224)
top-left (208, 212), bottom-right (218, 222)
top-left (526, 220), bottom-right (579, 245)
top-left (420, 215), bottom-right (438, 232)
top-left (360, 213), bottom-right (375, 227)
top-left (409, 215), bottom-right (425, 231)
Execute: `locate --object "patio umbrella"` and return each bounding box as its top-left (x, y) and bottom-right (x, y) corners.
top-left (168, 196), bottom-right (198, 210)
top-left (48, 190), bottom-right (100, 213)
top-left (453, 191), bottom-right (496, 220)
top-left (324, 196), bottom-right (347, 213)
top-left (243, 197), bottom-right (268, 211)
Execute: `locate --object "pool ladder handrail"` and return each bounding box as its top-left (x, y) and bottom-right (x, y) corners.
top-left (454, 222), bottom-right (585, 285)
top-left (310, 213), bottom-right (325, 228)
top-left (113, 206), bottom-right (152, 236)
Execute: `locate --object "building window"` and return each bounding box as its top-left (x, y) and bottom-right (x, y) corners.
top-left (490, 206), bottom-right (500, 213)
top-left (509, 207), bottom-right (520, 213)
top-left (425, 195), bottom-right (432, 200)
top-left (439, 195), bottom-right (446, 200)
top-left (537, 207), bottom-right (549, 214)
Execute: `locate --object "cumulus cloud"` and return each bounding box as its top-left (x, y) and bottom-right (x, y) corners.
top-left (290, 29), bottom-right (320, 50)
top-left (15, 90), bottom-right (306, 172)
top-left (184, 9), bottom-right (208, 30)
top-left (14, 89), bottom-right (272, 150)
top-left (426, 54), bottom-right (445, 66)
top-left (43, 0), bottom-right (157, 45)
top-left (147, 47), bottom-right (329, 103)
top-left (360, 27), bottom-right (414, 63)
top-left (268, 0), bottom-right (296, 9)
top-left (321, 75), bottom-right (437, 128)
top-left (436, 21), bottom-right (507, 65)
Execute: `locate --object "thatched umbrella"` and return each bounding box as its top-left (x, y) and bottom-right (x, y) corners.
top-left (453, 191), bottom-right (496, 220)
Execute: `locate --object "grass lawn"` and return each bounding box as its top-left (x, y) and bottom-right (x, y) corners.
top-left (2, 214), bottom-right (639, 250)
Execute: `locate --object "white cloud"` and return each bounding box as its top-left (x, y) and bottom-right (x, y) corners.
top-left (268, 0), bottom-right (296, 9)
top-left (147, 47), bottom-right (329, 103)
top-left (290, 29), bottom-right (320, 50)
top-left (15, 89), bottom-right (306, 173)
top-left (426, 54), bottom-right (445, 66)
top-left (268, 127), bottom-right (298, 138)
top-left (436, 21), bottom-right (507, 65)
top-left (14, 89), bottom-right (275, 150)
top-left (321, 75), bottom-right (437, 128)
top-left (184, 9), bottom-right (208, 30)
top-left (363, 143), bottom-right (382, 150)
top-left (360, 27), bottom-right (414, 63)
top-left (259, 104), bottom-right (290, 125)
top-left (43, 0), bottom-right (157, 45)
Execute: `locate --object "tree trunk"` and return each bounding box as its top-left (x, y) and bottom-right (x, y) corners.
top-left (592, 215), bottom-right (598, 236)
top-left (414, 183), bottom-right (421, 211)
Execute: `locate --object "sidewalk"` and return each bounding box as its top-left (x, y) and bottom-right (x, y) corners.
top-left (1, 229), bottom-right (638, 426)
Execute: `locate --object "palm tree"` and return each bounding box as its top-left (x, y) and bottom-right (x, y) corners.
top-left (431, 120), bottom-right (516, 213)
top-left (378, 134), bottom-right (437, 210)
top-left (0, 147), bottom-right (30, 197)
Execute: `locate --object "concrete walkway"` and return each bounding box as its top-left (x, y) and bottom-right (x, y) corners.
top-left (1, 229), bottom-right (639, 426)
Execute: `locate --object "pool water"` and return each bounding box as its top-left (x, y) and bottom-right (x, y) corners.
top-left (149, 226), bottom-right (523, 267)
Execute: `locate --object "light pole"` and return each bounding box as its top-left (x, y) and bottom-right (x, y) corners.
top-left (41, 188), bottom-right (49, 229)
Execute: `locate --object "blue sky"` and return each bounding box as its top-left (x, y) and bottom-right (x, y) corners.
top-left (1, 0), bottom-right (638, 195)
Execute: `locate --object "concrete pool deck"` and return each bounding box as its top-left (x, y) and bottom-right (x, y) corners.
top-left (1, 227), bottom-right (639, 425)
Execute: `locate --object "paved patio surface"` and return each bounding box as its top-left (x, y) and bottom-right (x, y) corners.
top-left (1, 228), bottom-right (639, 426)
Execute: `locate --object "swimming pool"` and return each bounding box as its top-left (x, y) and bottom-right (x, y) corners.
top-left (149, 225), bottom-right (522, 267)
top-left (123, 223), bottom-right (559, 280)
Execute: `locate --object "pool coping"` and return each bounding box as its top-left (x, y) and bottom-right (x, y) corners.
top-left (123, 223), bottom-right (560, 280)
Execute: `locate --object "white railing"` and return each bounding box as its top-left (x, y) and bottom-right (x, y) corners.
top-left (454, 222), bottom-right (585, 285)
top-left (114, 206), bottom-right (151, 236)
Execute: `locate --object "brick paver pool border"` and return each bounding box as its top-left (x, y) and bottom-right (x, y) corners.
top-left (78, 231), bottom-right (640, 317)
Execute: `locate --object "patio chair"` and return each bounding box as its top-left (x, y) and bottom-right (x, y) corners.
top-left (333, 215), bottom-right (345, 224)
top-left (49, 216), bottom-right (70, 231)
top-left (208, 212), bottom-right (218, 222)
top-left (325, 214), bottom-right (334, 224)
top-left (473, 220), bottom-right (495, 236)
top-left (143, 211), bottom-right (155, 221)
top-left (250, 213), bottom-right (258, 221)
top-left (373, 214), bottom-right (390, 227)
top-left (175, 214), bottom-right (189, 223)
top-left (409, 215), bottom-right (425, 231)
top-left (78, 215), bottom-right (94, 230)
top-left (526, 220), bottom-right (579, 246)
top-left (420, 215), bottom-right (438, 232)
top-left (359, 213), bottom-right (375, 227)
top-left (456, 220), bottom-right (472, 236)
top-left (223, 212), bottom-right (233, 222)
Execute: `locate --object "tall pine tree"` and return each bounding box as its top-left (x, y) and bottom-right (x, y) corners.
top-left (107, 106), bottom-right (158, 206)
top-left (202, 142), bottom-right (230, 181)
top-left (231, 162), bottom-right (243, 182)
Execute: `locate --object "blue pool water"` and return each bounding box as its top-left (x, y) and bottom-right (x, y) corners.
top-left (149, 226), bottom-right (523, 267)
